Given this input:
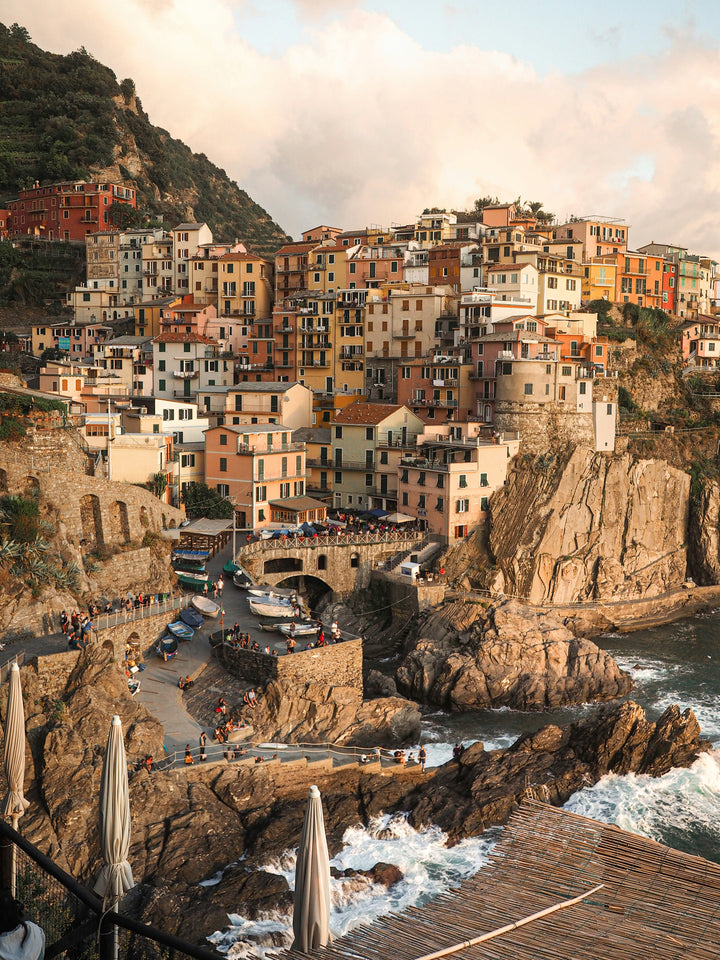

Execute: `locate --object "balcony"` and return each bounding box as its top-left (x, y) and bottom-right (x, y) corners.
top-left (410, 398), bottom-right (459, 408)
top-left (173, 389), bottom-right (198, 398)
top-left (275, 324), bottom-right (294, 334)
top-left (173, 369), bottom-right (199, 379)
top-left (306, 458), bottom-right (331, 468)
top-left (334, 459), bottom-right (376, 471)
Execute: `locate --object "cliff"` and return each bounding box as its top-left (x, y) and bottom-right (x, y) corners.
top-left (0, 24), bottom-right (288, 257)
top-left (488, 446), bottom-right (690, 603)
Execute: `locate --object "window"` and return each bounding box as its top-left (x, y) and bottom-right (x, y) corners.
top-left (335, 471), bottom-right (343, 484)
top-left (256, 485), bottom-right (267, 501)
top-left (480, 496), bottom-right (488, 511)
top-left (365, 473), bottom-right (373, 487)
top-left (158, 379), bottom-right (166, 391)
top-left (579, 381), bottom-right (587, 395)
top-left (257, 459), bottom-right (264, 480)
top-left (607, 403), bottom-right (613, 415)
top-left (335, 425), bottom-right (342, 439)
top-left (561, 366), bottom-right (572, 376)
top-left (436, 497), bottom-right (444, 511)
top-left (480, 473), bottom-right (488, 487)
top-left (459, 475), bottom-right (467, 488)
top-left (280, 482), bottom-right (290, 498)
top-left (456, 499), bottom-right (469, 512)
top-left (159, 343), bottom-right (166, 353)
top-left (401, 492), bottom-right (409, 506)
top-left (380, 451), bottom-right (388, 464)
top-left (281, 456), bottom-right (288, 477)
top-left (219, 458), bottom-right (227, 472)
top-left (220, 433), bottom-right (228, 445)
top-left (365, 427), bottom-right (374, 440)
top-left (524, 383), bottom-right (533, 395)
top-left (158, 360), bottom-right (165, 371)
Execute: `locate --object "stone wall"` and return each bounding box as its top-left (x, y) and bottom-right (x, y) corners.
top-left (215, 637), bottom-right (363, 696)
top-left (494, 401), bottom-right (595, 455)
top-left (23, 650), bottom-right (79, 703)
top-left (0, 427), bottom-right (184, 548)
top-left (97, 610), bottom-right (177, 659)
top-left (0, 371), bottom-right (24, 388)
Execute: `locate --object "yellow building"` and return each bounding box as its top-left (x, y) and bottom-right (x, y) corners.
top-left (582, 259), bottom-right (618, 302)
top-left (291, 291), bottom-right (366, 397)
top-left (307, 242), bottom-right (351, 294)
top-left (133, 296), bottom-right (180, 338)
top-left (218, 253), bottom-right (274, 321)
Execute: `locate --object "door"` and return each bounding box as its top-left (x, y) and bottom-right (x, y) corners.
top-left (183, 380), bottom-right (191, 398)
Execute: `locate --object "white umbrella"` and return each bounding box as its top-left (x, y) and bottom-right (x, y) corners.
top-left (2, 662), bottom-right (29, 896)
top-left (292, 785), bottom-right (331, 952)
top-left (94, 715), bottom-right (134, 904)
top-left (385, 512), bottom-right (415, 524)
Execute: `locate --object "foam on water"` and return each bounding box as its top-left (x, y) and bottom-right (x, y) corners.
top-left (564, 751), bottom-right (720, 861)
top-left (209, 813), bottom-right (496, 957)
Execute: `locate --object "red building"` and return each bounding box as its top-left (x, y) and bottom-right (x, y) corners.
top-left (663, 262), bottom-right (677, 313)
top-left (0, 209), bottom-right (9, 239)
top-left (8, 180), bottom-right (137, 242)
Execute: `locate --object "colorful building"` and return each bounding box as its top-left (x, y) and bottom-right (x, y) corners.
top-left (553, 217), bottom-right (628, 260)
top-left (8, 180), bottom-right (136, 241)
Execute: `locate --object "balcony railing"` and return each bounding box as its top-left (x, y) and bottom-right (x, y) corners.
top-left (306, 458), bottom-right (331, 468)
top-left (173, 370), bottom-right (199, 379)
top-left (410, 398), bottom-right (459, 407)
top-left (333, 459), bottom-right (376, 471)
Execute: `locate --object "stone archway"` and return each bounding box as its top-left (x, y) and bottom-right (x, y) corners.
top-left (109, 500), bottom-right (130, 543)
top-left (79, 494), bottom-right (104, 546)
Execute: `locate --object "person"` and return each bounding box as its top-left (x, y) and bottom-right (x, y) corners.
top-left (264, 644), bottom-right (271, 654)
top-left (178, 676), bottom-right (187, 691)
top-left (272, 648), bottom-right (279, 657)
top-left (317, 629), bottom-right (325, 647)
top-left (418, 744), bottom-right (427, 773)
top-left (453, 743), bottom-right (463, 762)
top-left (331, 619), bottom-right (339, 640)
top-left (217, 576), bottom-right (224, 597)
top-left (0, 890), bottom-right (45, 960)
top-left (248, 688), bottom-right (257, 707)
top-left (184, 745), bottom-right (194, 765)
top-left (203, 581), bottom-right (209, 597)
top-left (60, 610), bottom-right (69, 634)
top-left (144, 755), bottom-right (153, 772)
top-left (286, 636), bottom-right (296, 654)
top-left (199, 731), bottom-right (207, 761)
top-left (216, 697), bottom-right (227, 717)
top-left (289, 621), bottom-right (296, 639)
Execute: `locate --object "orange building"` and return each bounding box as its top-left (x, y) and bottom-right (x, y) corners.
top-left (598, 251), bottom-right (664, 309)
top-left (8, 180), bottom-right (136, 241)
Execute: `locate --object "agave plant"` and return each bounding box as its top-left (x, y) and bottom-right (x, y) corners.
top-left (0, 539), bottom-right (22, 564)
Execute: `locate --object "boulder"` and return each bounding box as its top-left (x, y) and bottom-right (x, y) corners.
top-left (396, 600), bottom-right (632, 711)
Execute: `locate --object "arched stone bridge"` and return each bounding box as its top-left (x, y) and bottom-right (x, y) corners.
top-left (237, 531), bottom-right (426, 596)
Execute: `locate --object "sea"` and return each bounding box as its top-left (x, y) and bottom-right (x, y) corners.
top-left (208, 609), bottom-right (720, 957)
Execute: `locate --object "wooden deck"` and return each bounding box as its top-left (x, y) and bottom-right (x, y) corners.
top-left (279, 800), bottom-right (720, 960)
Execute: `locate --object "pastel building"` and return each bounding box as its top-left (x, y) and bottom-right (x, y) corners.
top-left (172, 223), bottom-right (213, 295)
top-left (8, 180), bottom-right (136, 241)
top-left (152, 332), bottom-right (233, 401)
top-left (397, 422), bottom-right (520, 542)
top-left (553, 217), bottom-right (628, 259)
top-left (204, 423), bottom-right (307, 529)
top-left (196, 381), bottom-right (312, 430)
top-left (681, 315), bottom-right (720, 367)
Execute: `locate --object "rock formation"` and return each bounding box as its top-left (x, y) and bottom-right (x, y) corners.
top-left (489, 446), bottom-right (690, 603)
top-left (5, 643), bottom-right (708, 949)
top-left (396, 599), bottom-right (632, 710)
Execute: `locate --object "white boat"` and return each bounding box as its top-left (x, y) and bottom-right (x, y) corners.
top-left (248, 599), bottom-right (295, 618)
top-left (247, 593), bottom-right (294, 608)
top-left (248, 586), bottom-right (296, 599)
top-left (191, 596), bottom-right (221, 618)
top-left (278, 622), bottom-right (321, 638)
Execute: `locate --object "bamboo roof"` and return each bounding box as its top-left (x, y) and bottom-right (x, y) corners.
top-left (280, 801), bottom-right (720, 960)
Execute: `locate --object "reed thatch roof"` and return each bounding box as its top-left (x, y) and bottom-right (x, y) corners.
top-left (280, 800), bottom-right (720, 960)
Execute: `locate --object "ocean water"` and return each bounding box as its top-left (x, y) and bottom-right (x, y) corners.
top-left (208, 610), bottom-right (720, 956)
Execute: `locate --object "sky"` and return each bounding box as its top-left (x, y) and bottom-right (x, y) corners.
top-left (10, 1), bottom-right (720, 255)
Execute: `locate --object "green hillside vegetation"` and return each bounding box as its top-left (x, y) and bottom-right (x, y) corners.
top-left (0, 23), bottom-right (289, 257)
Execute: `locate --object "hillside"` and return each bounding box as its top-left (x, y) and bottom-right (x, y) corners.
top-left (0, 23), bottom-right (289, 257)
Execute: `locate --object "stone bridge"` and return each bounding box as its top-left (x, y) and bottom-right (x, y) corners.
top-left (237, 531), bottom-right (426, 596)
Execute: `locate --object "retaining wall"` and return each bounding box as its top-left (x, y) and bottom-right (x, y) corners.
top-left (215, 637), bottom-right (363, 694)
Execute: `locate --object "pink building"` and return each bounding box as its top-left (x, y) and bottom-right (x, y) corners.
top-left (681, 315), bottom-right (720, 367)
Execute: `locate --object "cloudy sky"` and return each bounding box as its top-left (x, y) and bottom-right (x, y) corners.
top-left (10, 1), bottom-right (720, 255)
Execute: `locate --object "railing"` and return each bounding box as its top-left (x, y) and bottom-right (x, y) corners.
top-left (335, 459), bottom-right (376, 471)
top-left (238, 528), bottom-right (423, 556)
top-left (0, 819), bottom-right (220, 960)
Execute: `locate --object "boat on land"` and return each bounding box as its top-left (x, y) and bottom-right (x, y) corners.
top-left (176, 571), bottom-right (210, 591)
top-left (278, 621), bottom-right (321, 638)
top-left (192, 595), bottom-right (221, 618)
top-left (247, 593), bottom-right (294, 609)
top-left (179, 608), bottom-right (204, 628)
top-left (172, 558), bottom-right (207, 574)
top-left (248, 599), bottom-right (295, 618)
top-left (167, 621), bottom-right (194, 641)
top-left (232, 570), bottom-right (252, 588)
top-left (247, 586), bottom-right (296, 600)
top-left (172, 548), bottom-right (210, 562)
top-left (156, 636), bottom-right (179, 661)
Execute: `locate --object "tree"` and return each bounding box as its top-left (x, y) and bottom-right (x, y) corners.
top-left (473, 195), bottom-right (499, 214)
top-left (40, 347), bottom-right (68, 362)
top-left (9, 23), bottom-right (30, 42)
top-left (181, 482), bottom-right (233, 519)
top-left (149, 472), bottom-right (167, 500)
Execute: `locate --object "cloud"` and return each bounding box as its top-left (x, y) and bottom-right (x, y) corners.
top-left (7, 1), bottom-right (720, 258)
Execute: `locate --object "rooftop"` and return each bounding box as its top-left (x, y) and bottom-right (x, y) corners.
top-left (153, 332), bottom-right (217, 344)
top-left (334, 402), bottom-right (404, 425)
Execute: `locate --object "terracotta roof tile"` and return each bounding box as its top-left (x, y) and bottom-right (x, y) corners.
top-left (334, 402), bottom-right (404, 425)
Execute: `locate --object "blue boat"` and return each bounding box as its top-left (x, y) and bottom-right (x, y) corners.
top-left (179, 608), bottom-right (204, 629)
top-left (167, 621), bottom-right (194, 641)
top-left (172, 548), bottom-right (210, 562)
top-left (156, 636), bottom-right (179, 661)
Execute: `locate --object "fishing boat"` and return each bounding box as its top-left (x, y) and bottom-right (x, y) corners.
top-left (223, 559), bottom-right (241, 575)
top-left (278, 621), bottom-right (321, 638)
top-left (156, 636), bottom-right (179, 661)
top-left (172, 558), bottom-right (206, 574)
top-left (247, 592), bottom-right (294, 607)
top-left (167, 621), bottom-right (194, 641)
top-left (247, 586), bottom-right (296, 600)
top-left (248, 599), bottom-right (295, 618)
top-left (232, 570), bottom-right (252, 589)
top-left (179, 608), bottom-right (205, 629)
top-left (259, 622), bottom-right (284, 632)
top-left (191, 595), bottom-right (221, 618)
top-left (171, 548), bottom-right (210, 562)
top-left (175, 571), bottom-right (209, 591)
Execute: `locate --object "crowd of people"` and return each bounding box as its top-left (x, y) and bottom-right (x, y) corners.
top-left (60, 609), bottom-right (95, 650)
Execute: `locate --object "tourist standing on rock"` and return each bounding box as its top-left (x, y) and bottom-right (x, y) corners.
top-left (217, 697), bottom-right (227, 717)
top-left (419, 744), bottom-right (427, 773)
top-left (184, 745), bottom-right (194, 765)
top-left (199, 731), bottom-right (207, 761)
top-left (453, 743), bottom-right (463, 762)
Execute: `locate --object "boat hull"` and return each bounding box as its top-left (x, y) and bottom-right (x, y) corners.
top-left (249, 600), bottom-right (295, 618)
top-left (192, 596), bottom-right (221, 618)
top-left (167, 621), bottom-right (194, 640)
top-left (179, 608), bottom-right (205, 628)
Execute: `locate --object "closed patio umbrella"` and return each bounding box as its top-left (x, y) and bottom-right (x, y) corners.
top-left (292, 785), bottom-right (331, 952)
top-left (95, 715), bottom-right (134, 904)
top-left (385, 512), bottom-right (415, 524)
top-left (2, 662), bottom-right (29, 895)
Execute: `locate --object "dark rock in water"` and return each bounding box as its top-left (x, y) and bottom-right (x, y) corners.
top-left (331, 861), bottom-right (404, 888)
top-left (396, 599), bottom-right (633, 711)
top-left (365, 668), bottom-right (398, 699)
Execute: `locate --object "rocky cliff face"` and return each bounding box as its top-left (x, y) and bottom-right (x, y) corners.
top-left (7, 643), bottom-right (708, 949)
top-left (396, 599), bottom-right (632, 710)
top-left (489, 446), bottom-right (690, 603)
